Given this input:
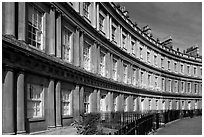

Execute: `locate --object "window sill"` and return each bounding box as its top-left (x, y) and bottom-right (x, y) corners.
top-left (28, 44), bottom-right (45, 53)
top-left (83, 16), bottom-right (91, 24)
top-left (99, 30), bottom-right (106, 36)
top-left (111, 40), bottom-right (117, 45)
top-left (62, 115), bottom-right (73, 119)
top-left (28, 117), bottom-right (45, 122)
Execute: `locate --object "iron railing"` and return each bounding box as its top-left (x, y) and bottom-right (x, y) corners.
top-left (98, 109), bottom-right (202, 135)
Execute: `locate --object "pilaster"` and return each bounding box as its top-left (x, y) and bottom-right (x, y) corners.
top-left (18, 2), bottom-right (26, 42)
top-left (48, 79), bottom-right (55, 128)
top-left (16, 72), bottom-right (26, 134)
top-left (55, 81), bottom-right (62, 127)
top-left (56, 12), bottom-right (62, 58)
top-left (3, 2), bottom-right (15, 37)
top-left (2, 68), bottom-right (15, 134)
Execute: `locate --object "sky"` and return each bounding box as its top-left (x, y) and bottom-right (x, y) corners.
top-left (117, 2), bottom-right (202, 55)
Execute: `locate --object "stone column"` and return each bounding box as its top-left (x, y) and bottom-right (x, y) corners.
top-left (109, 17), bottom-right (112, 41)
top-left (3, 2), bottom-right (15, 36)
top-left (90, 89), bottom-right (97, 112)
top-left (96, 44), bottom-right (100, 74)
top-left (55, 81), bottom-right (62, 127)
top-left (56, 12), bottom-right (62, 58)
top-left (46, 6), bottom-right (55, 56)
top-left (73, 85), bottom-right (80, 119)
top-left (18, 2), bottom-right (26, 41)
top-left (48, 79), bottom-right (55, 128)
top-left (16, 72), bottom-right (25, 134)
top-left (79, 31), bottom-right (84, 68)
top-left (2, 68), bottom-right (15, 134)
top-left (92, 2), bottom-right (96, 28)
top-left (106, 14), bottom-right (110, 39)
top-left (97, 89), bottom-right (101, 112)
top-left (96, 3), bottom-right (99, 30)
top-left (73, 27), bottom-right (80, 66)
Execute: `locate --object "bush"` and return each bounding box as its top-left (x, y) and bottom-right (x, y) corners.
top-left (71, 113), bottom-right (104, 135)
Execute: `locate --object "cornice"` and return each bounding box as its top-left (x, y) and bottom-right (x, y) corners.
top-left (2, 35), bottom-right (202, 99)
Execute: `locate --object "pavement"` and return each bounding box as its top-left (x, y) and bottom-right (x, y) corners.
top-left (154, 116), bottom-right (202, 135)
top-left (30, 126), bottom-right (78, 135)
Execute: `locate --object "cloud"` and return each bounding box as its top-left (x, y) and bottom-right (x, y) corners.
top-left (118, 2), bottom-right (202, 55)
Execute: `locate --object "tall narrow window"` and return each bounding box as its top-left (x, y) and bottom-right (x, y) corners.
top-left (194, 83), bottom-right (198, 94)
top-left (122, 33), bottom-right (127, 49)
top-left (63, 28), bottom-right (72, 62)
top-left (83, 42), bottom-right (91, 71)
top-left (155, 76), bottom-right (158, 88)
top-left (140, 71), bottom-right (144, 85)
top-left (181, 64), bottom-right (184, 73)
top-left (84, 93), bottom-right (90, 113)
top-left (174, 81), bottom-right (178, 93)
top-left (99, 50), bottom-right (106, 76)
top-left (99, 13), bottom-right (105, 32)
top-left (161, 58), bottom-right (164, 69)
top-left (112, 58), bottom-right (117, 80)
top-left (28, 4), bottom-right (44, 50)
top-left (124, 97), bottom-right (128, 112)
top-left (147, 51), bottom-right (150, 63)
top-left (187, 65), bottom-right (190, 74)
top-left (168, 80), bottom-right (171, 92)
top-left (61, 89), bottom-right (71, 115)
top-left (194, 67), bottom-right (197, 75)
top-left (174, 62), bottom-right (177, 72)
top-left (167, 60), bottom-right (171, 70)
top-left (100, 95), bottom-right (106, 112)
top-left (148, 74), bottom-right (151, 86)
top-left (83, 2), bottom-right (90, 19)
top-left (27, 83), bottom-right (44, 118)
top-left (200, 68), bottom-right (202, 76)
top-left (181, 81), bottom-right (185, 93)
top-left (154, 54), bottom-right (157, 66)
top-left (123, 64), bottom-right (128, 83)
top-left (112, 25), bottom-right (116, 42)
top-left (187, 82), bottom-right (191, 93)
top-left (131, 41), bottom-right (135, 55)
top-left (133, 99), bottom-right (137, 111)
top-left (140, 46), bottom-right (143, 59)
top-left (132, 68), bottom-right (136, 85)
top-left (162, 78), bottom-right (165, 91)
top-left (114, 97), bottom-right (117, 112)
top-left (149, 99), bottom-right (152, 110)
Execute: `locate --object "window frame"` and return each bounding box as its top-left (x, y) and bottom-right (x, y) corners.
top-left (83, 2), bottom-right (91, 19)
top-left (99, 50), bottom-right (106, 77)
top-left (123, 63), bottom-right (128, 83)
top-left (83, 41), bottom-right (91, 71)
top-left (62, 26), bottom-right (73, 63)
top-left (174, 80), bottom-right (178, 93)
top-left (99, 12), bottom-right (105, 33)
top-left (187, 82), bottom-right (191, 93)
top-left (180, 63), bottom-right (184, 73)
top-left (27, 83), bottom-right (44, 119)
top-left (27, 3), bottom-right (45, 51)
top-left (61, 89), bottom-right (72, 116)
top-left (112, 58), bottom-right (118, 81)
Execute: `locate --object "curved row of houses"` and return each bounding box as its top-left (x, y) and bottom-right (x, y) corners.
top-left (2, 2), bottom-right (202, 134)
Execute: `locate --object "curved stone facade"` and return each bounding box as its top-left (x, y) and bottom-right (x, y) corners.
top-left (2, 2), bottom-right (202, 134)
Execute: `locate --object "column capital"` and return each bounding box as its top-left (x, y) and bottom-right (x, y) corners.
top-left (50, 4), bottom-right (56, 10)
top-left (76, 26), bottom-right (81, 31)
